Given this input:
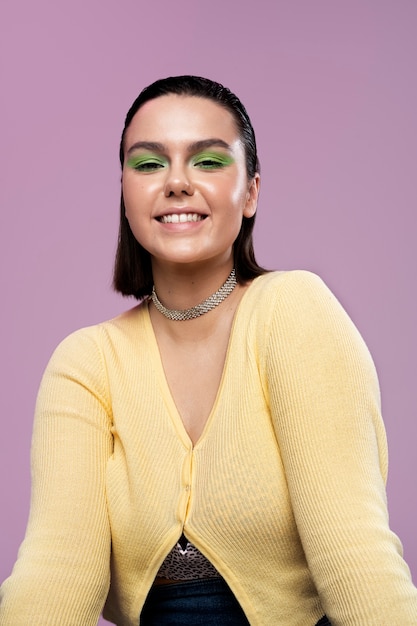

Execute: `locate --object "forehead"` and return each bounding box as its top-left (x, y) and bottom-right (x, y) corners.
top-left (124, 94), bottom-right (240, 147)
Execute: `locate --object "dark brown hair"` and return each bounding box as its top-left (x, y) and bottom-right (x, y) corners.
top-left (113, 75), bottom-right (267, 299)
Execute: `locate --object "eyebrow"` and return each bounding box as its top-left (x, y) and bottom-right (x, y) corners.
top-left (126, 138), bottom-right (231, 156)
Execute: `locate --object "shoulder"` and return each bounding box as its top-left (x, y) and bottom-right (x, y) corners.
top-left (244, 269), bottom-right (341, 323)
top-left (248, 271), bottom-right (375, 370)
top-left (45, 301), bottom-right (148, 373)
top-left (247, 269), bottom-right (332, 299)
top-left (257, 271), bottom-right (378, 389)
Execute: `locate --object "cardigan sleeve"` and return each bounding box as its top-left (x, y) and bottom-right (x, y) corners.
top-left (265, 271), bottom-right (417, 625)
top-left (0, 327), bottom-right (113, 625)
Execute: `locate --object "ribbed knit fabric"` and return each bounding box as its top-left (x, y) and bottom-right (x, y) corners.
top-left (1, 271), bottom-right (416, 625)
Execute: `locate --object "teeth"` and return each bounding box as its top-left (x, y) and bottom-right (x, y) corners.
top-left (160, 213), bottom-right (203, 224)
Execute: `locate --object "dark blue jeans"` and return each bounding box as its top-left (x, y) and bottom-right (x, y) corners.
top-left (140, 578), bottom-right (249, 625)
top-left (139, 577), bottom-right (331, 625)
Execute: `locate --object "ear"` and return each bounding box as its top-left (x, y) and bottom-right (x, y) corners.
top-left (243, 173), bottom-right (260, 218)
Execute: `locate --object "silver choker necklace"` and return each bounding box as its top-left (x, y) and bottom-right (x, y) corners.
top-left (151, 269), bottom-right (237, 321)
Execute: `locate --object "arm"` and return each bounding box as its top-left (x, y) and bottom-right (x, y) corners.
top-left (267, 271), bottom-right (417, 625)
top-left (0, 327), bottom-right (113, 625)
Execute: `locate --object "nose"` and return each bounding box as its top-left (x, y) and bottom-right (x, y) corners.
top-left (163, 163), bottom-right (194, 197)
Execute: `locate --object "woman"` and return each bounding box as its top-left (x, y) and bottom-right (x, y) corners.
top-left (0, 76), bottom-right (416, 625)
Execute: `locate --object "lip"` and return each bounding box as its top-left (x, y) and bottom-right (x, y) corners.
top-left (156, 216), bottom-right (207, 231)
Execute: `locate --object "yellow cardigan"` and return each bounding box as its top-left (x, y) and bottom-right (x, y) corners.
top-left (1, 271), bottom-right (416, 625)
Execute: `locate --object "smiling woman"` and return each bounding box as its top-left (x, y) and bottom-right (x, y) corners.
top-left (0, 76), bottom-right (416, 626)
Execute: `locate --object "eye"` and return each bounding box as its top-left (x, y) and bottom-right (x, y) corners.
top-left (126, 154), bottom-right (167, 172)
top-left (191, 152), bottom-right (234, 170)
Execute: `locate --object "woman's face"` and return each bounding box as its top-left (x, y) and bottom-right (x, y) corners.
top-left (122, 94), bottom-right (259, 269)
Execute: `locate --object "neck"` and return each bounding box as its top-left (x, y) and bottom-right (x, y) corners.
top-left (151, 260), bottom-right (235, 312)
top-left (152, 269), bottom-right (236, 322)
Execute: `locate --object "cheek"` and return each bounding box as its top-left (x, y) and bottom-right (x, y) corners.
top-left (121, 175), bottom-right (134, 213)
top-left (204, 172), bottom-right (248, 208)
top-left (122, 176), bottom-right (148, 220)
top-left (124, 175), bottom-right (162, 201)
top-left (228, 167), bottom-right (250, 207)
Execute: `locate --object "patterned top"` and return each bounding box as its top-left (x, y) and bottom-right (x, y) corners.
top-left (157, 534), bottom-right (220, 580)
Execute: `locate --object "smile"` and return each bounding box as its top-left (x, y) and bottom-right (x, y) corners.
top-left (158, 213), bottom-right (206, 224)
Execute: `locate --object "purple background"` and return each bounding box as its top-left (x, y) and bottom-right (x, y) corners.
top-left (1, 2), bottom-right (416, 623)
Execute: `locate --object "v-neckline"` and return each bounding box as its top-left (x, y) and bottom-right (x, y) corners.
top-left (142, 277), bottom-right (259, 449)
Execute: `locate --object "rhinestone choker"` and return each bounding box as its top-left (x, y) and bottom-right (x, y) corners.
top-left (151, 269), bottom-right (237, 321)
